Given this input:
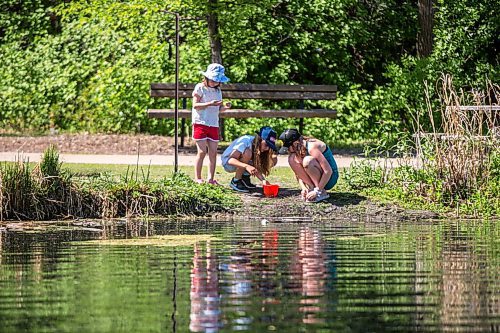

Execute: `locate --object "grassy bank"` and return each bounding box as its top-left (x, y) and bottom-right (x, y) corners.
top-left (344, 77), bottom-right (500, 218)
top-left (2, 148), bottom-right (498, 221)
top-left (0, 147), bottom-right (240, 221)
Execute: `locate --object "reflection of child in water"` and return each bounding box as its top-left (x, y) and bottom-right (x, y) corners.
top-left (289, 227), bottom-right (327, 324)
top-left (189, 241), bottom-right (221, 332)
top-left (258, 230), bottom-right (279, 300)
top-left (220, 241), bottom-right (255, 331)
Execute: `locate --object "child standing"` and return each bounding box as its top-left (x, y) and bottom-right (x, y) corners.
top-left (221, 126), bottom-right (278, 192)
top-left (192, 63), bottom-right (231, 184)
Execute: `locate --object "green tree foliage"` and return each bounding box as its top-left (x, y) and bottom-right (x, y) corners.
top-left (0, 0), bottom-right (497, 142)
top-left (0, 0), bottom-right (59, 43)
top-left (383, 0), bottom-right (499, 130)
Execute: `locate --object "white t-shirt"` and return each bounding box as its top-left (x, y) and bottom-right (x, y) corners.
top-left (191, 83), bottom-right (222, 127)
top-left (221, 135), bottom-right (255, 166)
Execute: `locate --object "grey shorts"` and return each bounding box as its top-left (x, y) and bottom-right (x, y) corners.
top-left (222, 162), bottom-right (237, 173)
top-left (222, 160), bottom-right (253, 173)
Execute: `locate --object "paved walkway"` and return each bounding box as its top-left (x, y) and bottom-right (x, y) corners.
top-left (0, 151), bottom-right (418, 168)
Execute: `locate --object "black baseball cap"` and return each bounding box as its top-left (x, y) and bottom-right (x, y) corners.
top-left (279, 129), bottom-right (301, 148)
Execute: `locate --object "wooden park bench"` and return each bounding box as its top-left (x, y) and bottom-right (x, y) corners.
top-left (147, 83), bottom-right (337, 145)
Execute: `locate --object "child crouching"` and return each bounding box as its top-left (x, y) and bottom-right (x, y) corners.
top-left (221, 126), bottom-right (278, 192)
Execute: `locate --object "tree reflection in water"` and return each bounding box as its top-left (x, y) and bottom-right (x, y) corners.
top-left (437, 234), bottom-right (499, 331)
top-left (189, 241), bottom-right (221, 332)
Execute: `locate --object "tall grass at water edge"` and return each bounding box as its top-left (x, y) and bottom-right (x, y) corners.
top-left (0, 146), bottom-right (239, 221)
top-left (345, 75), bottom-right (499, 217)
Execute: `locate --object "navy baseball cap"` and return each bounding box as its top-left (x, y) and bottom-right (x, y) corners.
top-left (257, 126), bottom-right (278, 152)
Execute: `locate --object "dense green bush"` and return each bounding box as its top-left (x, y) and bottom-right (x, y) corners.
top-left (0, 0), bottom-right (497, 142)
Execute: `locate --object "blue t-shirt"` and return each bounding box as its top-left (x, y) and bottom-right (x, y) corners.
top-left (221, 135), bottom-right (254, 166)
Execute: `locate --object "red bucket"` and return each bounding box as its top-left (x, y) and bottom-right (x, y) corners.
top-left (263, 184), bottom-right (279, 197)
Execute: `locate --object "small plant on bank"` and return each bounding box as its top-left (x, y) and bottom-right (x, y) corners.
top-left (344, 158), bottom-right (385, 190)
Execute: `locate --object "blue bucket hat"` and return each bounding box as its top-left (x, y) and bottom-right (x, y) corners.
top-left (257, 126), bottom-right (278, 152)
top-left (200, 63), bottom-right (230, 83)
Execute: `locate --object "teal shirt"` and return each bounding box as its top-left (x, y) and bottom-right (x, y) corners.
top-left (306, 142), bottom-right (339, 190)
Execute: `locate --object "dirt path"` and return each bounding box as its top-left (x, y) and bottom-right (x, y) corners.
top-left (0, 133), bottom-right (365, 156)
top-left (0, 133), bottom-right (369, 167)
top-left (0, 134), bottom-right (188, 155)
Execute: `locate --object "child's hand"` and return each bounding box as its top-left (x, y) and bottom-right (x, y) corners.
top-left (224, 101), bottom-right (232, 109)
top-left (210, 100), bottom-right (222, 106)
top-left (245, 165), bottom-right (258, 176)
top-left (306, 190), bottom-right (318, 202)
top-left (262, 179), bottom-right (271, 186)
top-left (301, 188), bottom-right (309, 200)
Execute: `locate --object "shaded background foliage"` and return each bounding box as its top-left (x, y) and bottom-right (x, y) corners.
top-left (0, 0), bottom-right (498, 144)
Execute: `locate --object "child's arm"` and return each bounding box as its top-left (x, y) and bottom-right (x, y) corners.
top-left (298, 179), bottom-right (311, 200)
top-left (192, 94), bottom-right (222, 110)
top-left (227, 153), bottom-right (258, 176)
top-left (227, 149), bottom-right (267, 183)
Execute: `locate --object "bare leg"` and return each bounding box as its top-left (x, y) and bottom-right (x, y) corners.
top-left (302, 156), bottom-right (322, 188)
top-left (195, 140), bottom-right (208, 180)
top-left (206, 140), bottom-right (219, 181)
top-left (234, 149), bottom-right (253, 179)
top-left (288, 154), bottom-right (315, 188)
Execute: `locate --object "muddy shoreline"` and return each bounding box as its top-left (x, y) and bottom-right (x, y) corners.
top-left (227, 187), bottom-right (439, 223)
top-left (0, 188), bottom-right (439, 228)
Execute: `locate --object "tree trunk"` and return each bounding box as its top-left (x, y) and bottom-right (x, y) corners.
top-left (207, 0), bottom-right (223, 64)
top-left (417, 0), bottom-right (434, 57)
top-left (206, 0), bottom-right (225, 139)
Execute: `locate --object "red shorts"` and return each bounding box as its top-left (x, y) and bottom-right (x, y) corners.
top-left (192, 123), bottom-right (219, 141)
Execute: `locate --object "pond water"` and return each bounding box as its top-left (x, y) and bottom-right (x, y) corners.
top-left (0, 218), bottom-right (498, 332)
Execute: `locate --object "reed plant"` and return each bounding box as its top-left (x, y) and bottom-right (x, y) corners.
top-left (414, 75), bottom-right (499, 207)
top-left (0, 158), bottom-right (41, 220)
top-left (346, 75), bottom-right (499, 216)
top-left (0, 148), bottom-right (240, 221)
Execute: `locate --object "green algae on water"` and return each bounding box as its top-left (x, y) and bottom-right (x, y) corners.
top-left (81, 234), bottom-right (218, 247)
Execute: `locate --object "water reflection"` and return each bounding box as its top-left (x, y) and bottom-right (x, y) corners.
top-left (190, 241), bottom-right (221, 332)
top-left (223, 238), bottom-right (255, 330)
top-left (0, 219), bottom-right (498, 332)
top-left (290, 227), bottom-right (328, 325)
top-left (257, 229), bottom-right (279, 305)
top-left (190, 227), bottom-right (333, 331)
top-left (437, 224), bottom-right (499, 332)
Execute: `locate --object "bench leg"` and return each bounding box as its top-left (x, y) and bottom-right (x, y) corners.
top-left (219, 118), bottom-right (225, 141)
top-left (181, 98), bottom-right (187, 147)
top-left (299, 118), bottom-right (304, 134)
top-left (181, 118), bottom-right (185, 147)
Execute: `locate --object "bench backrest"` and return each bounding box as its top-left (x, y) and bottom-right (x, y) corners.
top-left (150, 83), bottom-right (337, 100)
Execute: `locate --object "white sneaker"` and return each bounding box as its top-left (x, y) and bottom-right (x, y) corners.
top-left (314, 191), bottom-right (330, 203)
